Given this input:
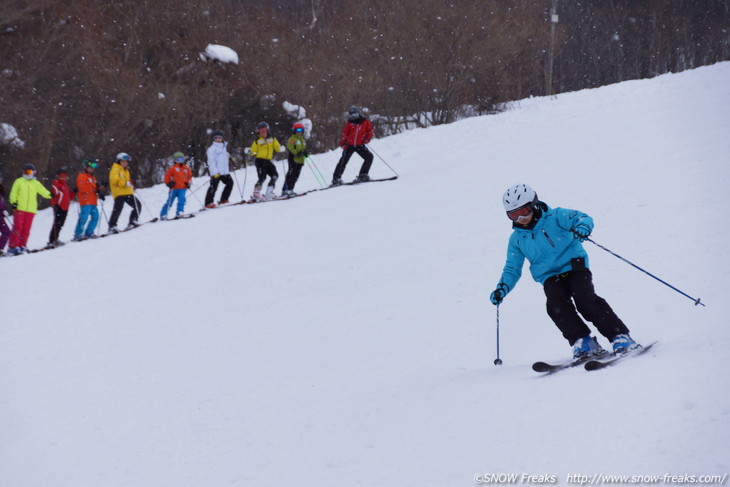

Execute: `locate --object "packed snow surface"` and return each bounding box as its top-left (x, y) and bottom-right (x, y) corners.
top-left (2, 63), bottom-right (729, 486)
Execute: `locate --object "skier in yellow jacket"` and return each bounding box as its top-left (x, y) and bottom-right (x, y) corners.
top-left (245, 122), bottom-right (286, 201)
top-left (107, 152), bottom-right (142, 233)
top-left (7, 163), bottom-right (51, 254)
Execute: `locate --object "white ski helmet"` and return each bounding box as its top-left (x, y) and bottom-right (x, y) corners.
top-left (116, 152), bottom-right (131, 162)
top-left (502, 184), bottom-right (537, 212)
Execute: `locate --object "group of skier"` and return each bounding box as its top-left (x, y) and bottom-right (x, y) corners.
top-left (1, 102), bottom-right (649, 362)
top-left (0, 106), bottom-right (376, 257)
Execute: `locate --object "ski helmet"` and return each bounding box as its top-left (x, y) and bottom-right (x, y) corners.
top-left (292, 122), bottom-right (305, 132)
top-left (172, 151), bottom-right (185, 160)
top-left (22, 163), bottom-right (36, 172)
top-left (348, 106), bottom-right (361, 120)
top-left (116, 152), bottom-right (131, 162)
top-left (211, 129), bottom-right (224, 139)
top-left (502, 184), bottom-right (538, 212)
top-left (56, 166), bottom-right (69, 176)
top-left (257, 121), bottom-right (270, 130)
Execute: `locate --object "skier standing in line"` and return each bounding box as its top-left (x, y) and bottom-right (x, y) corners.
top-left (245, 122), bottom-right (285, 201)
top-left (73, 159), bottom-right (104, 240)
top-left (282, 122), bottom-right (308, 197)
top-left (160, 152), bottom-right (193, 219)
top-left (488, 184), bottom-right (641, 359)
top-left (48, 166), bottom-right (76, 247)
top-left (107, 152), bottom-right (142, 233)
top-left (204, 130), bottom-right (234, 208)
top-left (7, 163), bottom-right (52, 254)
top-left (0, 173), bottom-right (11, 256)
top-left (331, 106), bottom-right (374, 186)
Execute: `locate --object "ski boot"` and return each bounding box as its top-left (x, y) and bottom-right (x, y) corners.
top-left (7, 247), bottom-right (22, 256)
top-left (205, 203), bottom-right (216, 209)
top-left (611, 334), bottom-right (641, 355)
top-left (331, 178), bottom-right (343, 187)
top-left (219, 200), bottom-right (230, 205)
top-left (125, 221), bottom-right (140, 231)
top-left (572, 335), bottom-right (607, 360)
top-left (354, 174), bottom-right (370, 183)
top-left (251, 187), bottom-right (264, 202)
top-left (160, 215), bottom-right (168, 221)
top-left (264, 185), bottom-right (277, 200)
top-left (108, 226), bottom-right (120, 234)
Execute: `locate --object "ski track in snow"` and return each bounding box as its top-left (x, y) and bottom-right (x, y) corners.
top-left (1, 63), bottom-right (729, 486)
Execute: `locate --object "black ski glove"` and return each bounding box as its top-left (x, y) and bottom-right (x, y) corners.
top-left (490, 283), bottom-right (509, 306)
top-left (167, 181), bottom-right (175, 188)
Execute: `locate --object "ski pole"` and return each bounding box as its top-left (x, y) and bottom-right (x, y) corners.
top-left (132, 190), bottom-right (156, 221)
top-left (190, 178), bottom-right (210, 195)
top-left (306, 155), bottom-right (327, 185)
top-left (98, 199), bottom-right (110, 234)
top-left (366, 144), bottom-right (399, 177)
top-left (305, 156), bottom-right (327, 188)
top-left (241, 158), bottom-right (248, 201)
top-left (232, 169), bottom-right (244, 200)
top-left (187, 182), bottom-right (205, 208)
top-left (586, 238), bottom-right (705, 307)
top-left (494, 304), bottom-right (503, 365)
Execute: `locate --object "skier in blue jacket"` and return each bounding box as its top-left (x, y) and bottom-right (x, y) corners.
top-left (489, 184), bottom-right (641, 359)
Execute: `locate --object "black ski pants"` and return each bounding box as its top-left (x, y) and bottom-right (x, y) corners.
top-left (332, 145), bottom-right (373, 182)
top-left (205, 174), bottom-right (234, 205)
top-left (49, 206), bottom-right (68, 243)
top-left (543, 268), bottom-right (630, 346)
top-left (109, 195), bottom-right (141, 228)
top-left (283, 154), bottom-right (303, 192)
top-left (254, 158), bottom-right (278, 189)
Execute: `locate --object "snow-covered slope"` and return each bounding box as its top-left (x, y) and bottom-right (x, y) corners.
top-left (2, 63), bottom-right (729, 487)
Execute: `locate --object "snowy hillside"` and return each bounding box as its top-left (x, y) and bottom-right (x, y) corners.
top-left (2, 63), bottom-right (729, 487)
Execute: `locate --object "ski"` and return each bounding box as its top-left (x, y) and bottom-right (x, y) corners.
top-left (198, 201), bottom-right (244, 212)
top-left (533, 351), bottom-right (611, 374)
top-left (245, 192), bottom-right (309, 204)
top-left (584, 341), bottom-right (658, 371)
top-left (321, 176), bottom-right (398, 191)
top-left (101, 218), bottom-right (159, 237)
top-left (162, 214), bottom-right (196, 220)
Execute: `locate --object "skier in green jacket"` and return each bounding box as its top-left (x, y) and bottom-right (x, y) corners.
top-left (282, 122), bottom-right (309, 197)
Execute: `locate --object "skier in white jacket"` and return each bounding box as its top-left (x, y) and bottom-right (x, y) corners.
top-left (204, 130), bottom-right (234, 208)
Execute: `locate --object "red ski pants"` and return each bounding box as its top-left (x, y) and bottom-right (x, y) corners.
top-left (9, 210), bottom-right (35, 248)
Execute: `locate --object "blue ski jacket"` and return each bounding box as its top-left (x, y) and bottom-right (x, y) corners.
top-left (496, 203), bottom-right (594, 295)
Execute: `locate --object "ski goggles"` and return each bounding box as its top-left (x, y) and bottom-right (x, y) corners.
top-left (175, 156), bottom-right (186, 162)
top-left (23, 168), bottom-right (34, 176)
top-left (506, 203), bottom-right (532, 221)
top-left (294, 127), bottom-right (304, 133)
top-left (87, 161), bottom-right (98, 168)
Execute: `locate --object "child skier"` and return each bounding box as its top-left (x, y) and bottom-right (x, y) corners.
top-left (283, 122), bottom-right (309, 197)
top-left (160, 152), bottom-right (193, 219)
top-left (48, 166), bottom-right (76, 247)
top-left (245, 122), bottom-right (285, 201)
top-left (204, 130), bottom-right (234, 208)
top-left (488, 184), bottom-right (641, 359)
top-left (332, 106), bottom-right (374, 186)
top-left (0, 173), bottom-right (11, 256)
top-left (108, 152), bottom-right (142, 233)
top-left (74, 159), bottom-right (104, 240)
top-left (7, 163), bottom-right (52, 254)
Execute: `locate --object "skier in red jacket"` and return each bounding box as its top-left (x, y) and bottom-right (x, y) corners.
top-left (331, 106), bottom-right (374, 186)
top-left (48, 167), bottom-right (76, 247)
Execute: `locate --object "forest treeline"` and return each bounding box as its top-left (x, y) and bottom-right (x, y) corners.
top-left (1, 0), bottom-right (728, 186)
